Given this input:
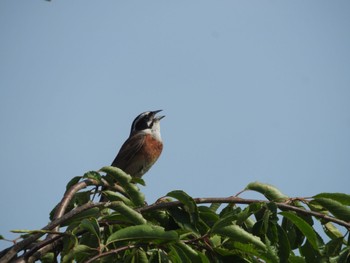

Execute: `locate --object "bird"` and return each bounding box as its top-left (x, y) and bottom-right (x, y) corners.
top-left (110, 110), bottom-right (165, 178)
top-left (100, 110), bottom-right (164, 200)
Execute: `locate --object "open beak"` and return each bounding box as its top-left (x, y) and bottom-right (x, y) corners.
top-left (152, 110), bottom-right (165, 120)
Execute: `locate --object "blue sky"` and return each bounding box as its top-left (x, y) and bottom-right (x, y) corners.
top-left (1, 1), bottom-right (349, 249)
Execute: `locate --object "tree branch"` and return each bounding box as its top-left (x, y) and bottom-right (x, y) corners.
top-left (138, 196), bottom-right (350, 230)
top-left (2, 189), bottom-right (349, 262)
top-left (1, 201), bottom-right (106, 262)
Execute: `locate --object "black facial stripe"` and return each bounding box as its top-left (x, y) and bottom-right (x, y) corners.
top-left (130, 111), bottom-right (153, 135)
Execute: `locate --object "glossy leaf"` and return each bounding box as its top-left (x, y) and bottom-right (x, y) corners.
top-left (280, 211), bottom-right (318, 250)
top-left (276, 224), bottom-right (291, 262)
top-left (110, 201), bottom-right (147, 225)
top-left (106, 225), bottom-right (178, 245)
top-left (209, 202), bottom-right (221, 212)
top-left (62, 207), bottom-right (100, 226)
top-left (80, 218), bottom-right (100, 240)
top-left (124, 182), bottom-right (145, 206)
top-left (313, 193), bottom-right (350, 206)
top-left (82, 171), bottom-right (101, 181)
top-left (99, 166), bottom-right (131, 184)
top-left (323, 222), bottom-right (344, 240)
top-left (170, 243), bottom-right (201, 263)
top-left (101, 190), bottom-right (132, 205)
top-left (212, 224), bottom-right (266, 250)
top-left (314, 197), bottom-right (350, 221)
top-left (168, 206), bottom-right (198, 233)
top-left (245, 182), bottom-right (289, 201)
top-left (167, 190), bottom-right (199, 224)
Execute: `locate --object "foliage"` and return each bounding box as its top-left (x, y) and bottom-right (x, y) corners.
top-left (1, 167), bottom-right (350, 262)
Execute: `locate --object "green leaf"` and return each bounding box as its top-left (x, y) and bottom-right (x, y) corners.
top-left (299, 239), bottom-right (321, 262)
top-left (100, 190), bottom-right (133, 205)
top-left (324, 237), bottom-right (343, 257)
top-left (41, 252), bottom-right (55, 263)
top-left (168, 207), bottom-right (198, 233)
top-left (313, 193), bottom-right (350, 206)
top-left (106, 225), bottom-right (178, 245)
top-left (334, 247), bottom-right (350, 263)
top-left (66, 176), bottom-right (82, 191)
top-left (323, 222), bottom-right (344, 240)
top-left (288, 255), bottom-right (306, 263)
top-left (100, 166), bottom-right (132, 184)
top-left (124, 182), bottom-right (145, 206)
top-left (73, 244), bottom-right (95, 260)
top-left (280, 211), bottom-right (318, 250)
top-left (245, 182), bottom-right (289, 201)
top-left (314, 197), bottom-right (350, 221)
top-left (61, 235), bottom-right (78, 263)
top-left (212, 224), bottom-right (266, 250)
top-left (237, 202), bottom-right (263, 226)
top-left (132, 177), bottom-right (146, 186)
top-left (209, 202), bottom-right (221, 212)
top-left (82, 170), bottom-right (102, 181)
top-left (80, 218), bottom-right (100, 240)
top-left (130, 248), bottom-right (148, 263)
top-left (170, 243), bottom-right (201, 263)
top-left (211, 213), bottom-right (239, 233)
top-left (62, 207), bottom-right (100, 226)
top-left (110, 201), bottom-right (147, 225)
top-left (198, 206), bottom-right (219, 228)
top-left (167, 190), bottom-right (199, 224)
top-left (281, 215), bottom-right (305, 249)
top-left (74, 191), bottom-right (91, 206)
top-left (276, 224), bottom-right (291, 262)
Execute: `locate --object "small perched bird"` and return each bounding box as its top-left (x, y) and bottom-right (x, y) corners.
top-left (110, 110), bottom-right (165, 177)
top-left (100, 110), bottom-right (164, 201)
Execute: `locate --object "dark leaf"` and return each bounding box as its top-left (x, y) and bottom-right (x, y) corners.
top-left (299, 240), bottom-right (321, 263)
top-left (167, 190), bottom-right (199, 225)
top-left (170, 243), bottom-right (202, 263)
top-left (276, 224), bottom-right (291, 262)
top-left (313, 193), bottom-right (350, 206)
top-left (80, 218), bottom-right (100, 240)
top-left (314, 197), bottom-right (350, 221)
top-left (324, 237), bottom-right (343, 257)
top-left (280, 211), bottom-right (318, 250)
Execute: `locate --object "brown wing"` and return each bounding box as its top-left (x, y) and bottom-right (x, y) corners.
top-left (111, 133), bottom-right (146, 177)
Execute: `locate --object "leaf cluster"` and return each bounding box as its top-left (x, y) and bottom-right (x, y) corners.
top-left (1, 168), bottom-right (350, 263)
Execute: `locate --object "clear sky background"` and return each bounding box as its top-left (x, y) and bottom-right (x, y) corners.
top-left (1, 1), bottom-right (349, 250)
